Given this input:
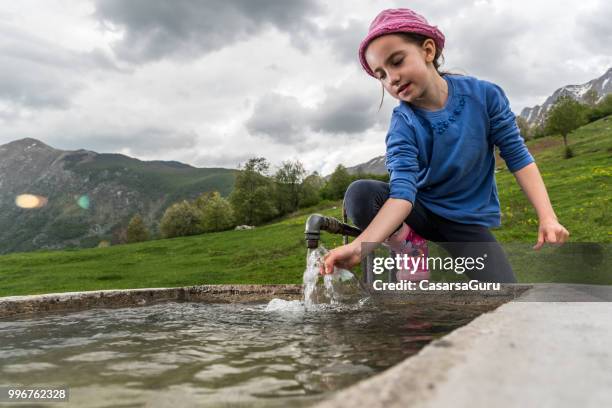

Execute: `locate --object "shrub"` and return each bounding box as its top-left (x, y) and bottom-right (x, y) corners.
top-left (126, 214), bottom-right (150, 243)
top-left (159, 201), bottom-right (204, 238)
top-left (199, 192), bottom-right (235, 232)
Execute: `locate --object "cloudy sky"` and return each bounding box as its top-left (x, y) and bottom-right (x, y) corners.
top-left (1, 0), bottom-right (611, 175)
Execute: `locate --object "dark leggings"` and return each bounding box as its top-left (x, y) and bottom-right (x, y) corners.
top-left (344, 179), bottom-right (516, 283)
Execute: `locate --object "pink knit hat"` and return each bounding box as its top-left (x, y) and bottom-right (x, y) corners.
top-left (358, 8), bottom-right (445, 78)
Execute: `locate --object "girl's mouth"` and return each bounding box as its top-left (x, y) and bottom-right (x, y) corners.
top-left (398, 82), bottom-right (412, 95)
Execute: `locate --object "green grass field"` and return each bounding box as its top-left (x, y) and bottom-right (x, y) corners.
top-left (1, 118), bottom-right (610, 296)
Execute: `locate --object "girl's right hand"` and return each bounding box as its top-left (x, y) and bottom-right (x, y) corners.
top-left (320, 242), bottom-right (362, 275)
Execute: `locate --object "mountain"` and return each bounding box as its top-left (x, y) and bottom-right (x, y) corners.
top-left (0, 138), bottom-right (237, 254)
top-left (520, 67), bottom-right (612, 127)
top-left (344, 155), bottom-right (387, 176)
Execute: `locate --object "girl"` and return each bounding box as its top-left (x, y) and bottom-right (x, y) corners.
top-left (321, 8), bottom-right (569, 283)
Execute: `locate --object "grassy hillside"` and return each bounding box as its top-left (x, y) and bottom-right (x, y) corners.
top-left (0, 201), bottom-right (347, 297)
top-left (493, 116), bottom-right (611, 242)
top-left (0, 118), bottom-right (610, 296)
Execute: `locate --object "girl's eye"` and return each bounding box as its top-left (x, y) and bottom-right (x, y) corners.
top-left (392, 58), bottom-right (403, 66)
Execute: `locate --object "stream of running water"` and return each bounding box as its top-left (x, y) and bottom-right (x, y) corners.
top-left (265, 245), bottom-right (369, 313)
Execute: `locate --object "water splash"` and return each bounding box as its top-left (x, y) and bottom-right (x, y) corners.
top-left (303, 246), bottom-right (327, 309)
top-left (265, 245), bottom-right (369, 313)
top-left (303, 245), bottom-right (369, 311)
top-left (264, 298), bottom-right (304, 313)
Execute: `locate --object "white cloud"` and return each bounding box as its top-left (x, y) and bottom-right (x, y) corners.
top-left (93, 0), bottom-right (323, 63)
top-left (0, 0), bottom-right (610, 176)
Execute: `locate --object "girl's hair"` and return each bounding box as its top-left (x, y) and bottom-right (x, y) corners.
top-left (377, 32), bottom-right (450, 111)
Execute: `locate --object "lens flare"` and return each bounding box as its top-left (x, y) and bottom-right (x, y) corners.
top-left (15, 194), bottom-right (48, 209)
top-left (77, 195), bottom-right (90, 209)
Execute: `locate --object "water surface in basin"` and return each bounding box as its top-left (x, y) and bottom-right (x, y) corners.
top-left (0, 300), bottom-right (493, 407)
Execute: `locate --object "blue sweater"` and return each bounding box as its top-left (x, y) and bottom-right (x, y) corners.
top-left (385, 74), bottom-right (534, 228)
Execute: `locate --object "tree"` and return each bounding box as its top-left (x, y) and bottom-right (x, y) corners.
top-left (583, 88), bottom-right (599, 107)
top-left (273, 160), bottom-right (306, 214)
top-left (586, 93), bottom-right (612, 122)
top-left (199, 192), bottom-right (235, 232)
top-left (193, 191), bottom-right (215, 213)
top-left (229, 157), bottom-right (277, 225)
top-left (515, 115), bottom-right (531, 140)
top-left (532, 123), bottom-right (546, 139)
top-left (322, 164), bottom-right (352, 200)
top-left (300, 171), bottom-right (325, 207)
top-left (159, 200), bottom-right (203, 238)
top-left (544, 96), bottom-right (588, 158)
top-left (244, 156), bottom-right (270, 175)
top-left (126, 214), bottom-right (149, 243)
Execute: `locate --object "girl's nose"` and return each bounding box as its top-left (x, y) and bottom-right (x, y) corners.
top-left (389, 71), bottom-right (401, 86)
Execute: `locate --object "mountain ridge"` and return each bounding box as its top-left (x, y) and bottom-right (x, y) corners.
top-left (519, 67), bottom-right (612, 127)
top-left (0, 138), bottom-right (237, 254)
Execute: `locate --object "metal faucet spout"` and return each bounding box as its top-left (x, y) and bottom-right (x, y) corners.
top-left (304, 213), bottom-right (361, 249)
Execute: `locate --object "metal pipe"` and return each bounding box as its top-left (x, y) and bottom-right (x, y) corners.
top-left (304, 213), bottom-right (361, 249)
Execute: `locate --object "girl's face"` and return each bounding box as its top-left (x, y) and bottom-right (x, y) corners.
top-left (365, 34), bottom-right (438, 104)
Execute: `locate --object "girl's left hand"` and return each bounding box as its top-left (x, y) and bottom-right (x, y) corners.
top-left (533, 218), bottom-right (570, 250)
